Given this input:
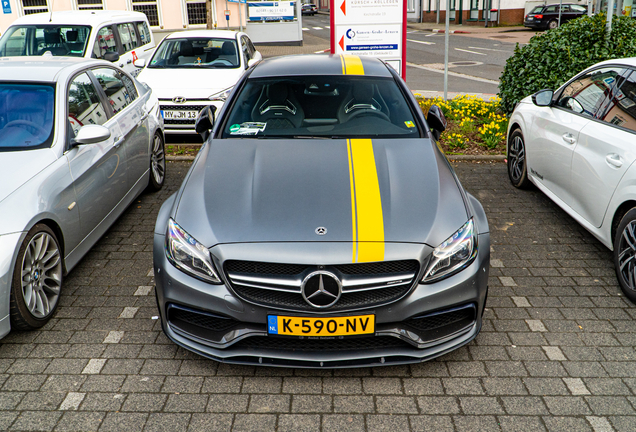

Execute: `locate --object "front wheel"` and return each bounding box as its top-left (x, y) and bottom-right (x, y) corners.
top-left (614, 208), bottom-right (636, 303)
top-left (148, 132), bottom-right (165, 192)
top-left (10, 224), bottom-right (63, 330)
top-left (507, 129), bottom-right (531, 189)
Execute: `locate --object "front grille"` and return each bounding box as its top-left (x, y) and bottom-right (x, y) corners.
top-left (232, 336), bottom-right (410, 352)
top-left (407, 306), bottom-right (475, 332)
top-left (168, 306), bottom-right (238, 333)
top-left (225, 260), bottom-right (420, 312)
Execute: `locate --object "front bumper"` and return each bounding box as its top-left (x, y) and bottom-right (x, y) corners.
top-left (159, 100), bottom-right (224, 134)
top-left (153, 236), bottom-right (490, 368)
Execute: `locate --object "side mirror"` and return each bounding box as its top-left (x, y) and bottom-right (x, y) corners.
top-left (427, 105), bottom-right (447, 141)
top-left (133, 58), bottom-right (146, 68)
top-left (195, 105), bottom-right (217, 141)
top-left (531, 89), bottom-right (553, 107)
top-left (71, 124), bottom-right (111, 146)
top-left (103, 51), bottom-right (120, 62)
top-left (247, 58), bottom-right (259, 68)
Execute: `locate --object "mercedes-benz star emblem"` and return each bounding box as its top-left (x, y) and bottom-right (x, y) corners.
top-left (315, 227), bottom-right (327, 235)
top-left (301, 271), bottom-right (342, 309)
top-left (172, 96), bottom-right (187, 104)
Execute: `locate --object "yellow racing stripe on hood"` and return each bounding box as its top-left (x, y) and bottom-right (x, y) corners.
top-left (341, 54), bottom-right (364, 75)
top-left (348, 139), bottom-right (385, 262)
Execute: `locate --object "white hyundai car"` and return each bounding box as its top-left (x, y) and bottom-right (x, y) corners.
top-left (507, 58), bottom-right (636, 301)
top-left (135, 30), bottom-right (262, 134)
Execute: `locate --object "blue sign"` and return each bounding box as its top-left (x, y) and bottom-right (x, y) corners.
top-left (2, 0), bottom-right (12, 14)
top-left (227, 0), bottom-right (247, 3)
top-left (347, 44), bottom-right (399, 51)
top-left (267, 316), bottom-right (278, 334)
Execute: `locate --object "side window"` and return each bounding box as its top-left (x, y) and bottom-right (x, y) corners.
top-left (136, 21), bottom-right (151, 46)
top-left (241, 36), bottom-right (250, 66)
top-left (92, 26), bottom-right (118, 59)
top-left (544, 6), bottom-right (557, 12)
top-left (92, 68), bottom-right (136, 114)
top-left (561, 5), bottom-right (570, 12)
top-left (247, 39), bottom-right (256, 57)
top-left (571, 5), bottom-right (586, 12)
top-left (116, 23), bottom-right (138, 53)
top-left (67, 72), bottom-right (108, 136)
top-left (599, 70), bottom-right (636, 133)
top-left (556, 67), bottom-right (624, 118)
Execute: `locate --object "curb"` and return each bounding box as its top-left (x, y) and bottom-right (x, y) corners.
top-left (167, 155), bottom-right (506, 162)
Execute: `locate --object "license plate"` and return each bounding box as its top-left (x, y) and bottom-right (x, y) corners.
top-left (267, 314), bottom-right (375, 337)
top-left (161, 110), bottom-right (199, 120)
top-left (527, 17), bottom-right (533, 20)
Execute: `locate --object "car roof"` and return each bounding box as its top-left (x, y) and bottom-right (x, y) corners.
top-left (165, 30), bottom-right (240, 40)
top-left (592, 57), bottom-right (636, 69)
top-left (0, 57), bottom-right (111, 82)
top-left (8, 10), bottom-right (148, 26)
top-left (250, 55), bottom-right (394, 79)
top-left (543, 3), bottom-right (586, 6)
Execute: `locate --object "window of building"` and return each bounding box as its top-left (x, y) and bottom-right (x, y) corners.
top-left (76, 0), bottom-right (103, 10)
top-left (21, 0), bottom-right (48, 15)
top-left (132, 0), bottom-right (160, 27)
top-left (186, 0), bottom-right (207, 25)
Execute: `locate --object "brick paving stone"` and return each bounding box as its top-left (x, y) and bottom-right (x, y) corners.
top-left (366, 414), bottom-right (410, 432)
top-left (232, 414), bottom-right (276, 431)
top-left (164, 394), bottom-right (208, 413)
top-left (277, 414), bottom-right (321, 431)
top-left (207, 394), bottom-right (249, 413)
top-left (497, 415), bottom-right (547, 432)
top-left (322, 414), bottom-right (366, 432)
top-left (9, 411), bottom-right (61, 431)
top-left (98, 412), bottom-right (147, 432)
top-left (144, 413), bottom-right (191, 432)
top-left (333, 396), bottom-right (375, 413)
top-left (188, 413), bottom-right (233, 432)
top-left (248, 394), bottom-right (290, 413)
top-left (453, 415), bottom-right (501, 432)
top-left (409, 415), bottom-right (455, 432)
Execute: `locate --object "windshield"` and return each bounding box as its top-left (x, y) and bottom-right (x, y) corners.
top-left (0, 25), bottom-right (91, 57)
top-left (149, 37), bottom-right (240, 69)
top-left (221, 76), bottom-right (421, 139)
top-left (0, 83), bottom-right (55, 151)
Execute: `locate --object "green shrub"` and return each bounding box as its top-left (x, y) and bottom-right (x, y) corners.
top-left (498, 13), bottom-right (636, 113)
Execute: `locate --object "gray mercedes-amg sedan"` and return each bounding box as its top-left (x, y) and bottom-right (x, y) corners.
top-left (153, 54), bottom-right (490, 367)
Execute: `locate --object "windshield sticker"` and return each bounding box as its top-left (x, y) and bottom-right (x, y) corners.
top-left (229, 122), bottom-right (267, 135)
top-left (404, 121), bottom-right (415, 128)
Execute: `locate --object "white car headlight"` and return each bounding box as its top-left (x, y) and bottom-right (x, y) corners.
top-left (421, 219), bottom-right (477, 283)
top-left (166, 219), bottom-right (221, 284)
top-left (209, 87), bottom-right (233, 102)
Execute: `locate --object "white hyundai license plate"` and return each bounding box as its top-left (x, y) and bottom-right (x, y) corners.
top-left (162, 110), bottom-right (199, 120)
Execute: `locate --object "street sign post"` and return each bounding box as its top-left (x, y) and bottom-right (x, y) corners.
top-left (330, 0), bottom-right (407, 79)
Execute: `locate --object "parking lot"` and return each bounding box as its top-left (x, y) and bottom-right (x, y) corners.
top-left (1, 160), bottom-right (635, 432)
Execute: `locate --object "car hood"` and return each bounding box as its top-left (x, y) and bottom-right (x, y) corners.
top-left (174, 138), bottom-right (469, 248)
top-left (136, 67), bottom-right (243, 99)
top-left (0, 149), bottom-right (56, 204)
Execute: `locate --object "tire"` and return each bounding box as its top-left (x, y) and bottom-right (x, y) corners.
top-left (147, 132), bottom-right (165, 192)
top-left (548, 20), bottom-right (558, 30)
top-left (614, 208), bottom-right (636, 303)
top-left (10, 224), bottom-right (63, 330)
top-left (507, 129), bottom-right (531, 189)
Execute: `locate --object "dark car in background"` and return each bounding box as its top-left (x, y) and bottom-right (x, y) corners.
top-left (302, 3), bottom-right (318, 15)
top-left (524, 3), bottom-right (587, 30)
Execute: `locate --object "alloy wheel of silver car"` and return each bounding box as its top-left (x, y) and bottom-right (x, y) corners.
top-left (615, 209), bottom-right (636, 303)
top-left (148, 133), bottom-right (166, 191)
top-left (507, 130), bottom-right (530, 188)
top-left (10, 224), bottom-right (63, 329)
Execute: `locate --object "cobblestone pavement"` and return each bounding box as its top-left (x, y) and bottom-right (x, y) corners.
top-left (1, 160), bottom-right (636, 432)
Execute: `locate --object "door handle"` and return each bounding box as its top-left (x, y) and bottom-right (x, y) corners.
top-left (562, 133), bottom-right (576, 144)
top-left (119, 63), bottom-right (124, 67)
top-left (113, 136), bottom-right (124, 147)
top-left (606, 154), bottom-right (623, 168)
top-left (141, 112), bottom-right (149, 121)
top-left (126, 59), bottom-right (132, 64)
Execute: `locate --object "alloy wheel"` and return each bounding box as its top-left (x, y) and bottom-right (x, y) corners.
top-left (20, 232), bottom-right (62, 318)
top-left (151, 134), bottom-right (165, 186)
top-left (618, 221), bottom-right (636, 291)
top-left (508, 135), bottom-right (525, 183)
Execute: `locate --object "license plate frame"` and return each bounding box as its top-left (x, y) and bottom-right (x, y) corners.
top-left (161, 109), bottom-right (199, 120)
top-left (267, 314), bottom-right (375, 337)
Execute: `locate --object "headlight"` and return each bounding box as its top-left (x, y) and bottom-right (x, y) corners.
top-left (165, 219), bottom-right (222, 284)
top-left (209, 87), bottom-right (233, 102)
top-left (421, 219), bottom-right (477, 283)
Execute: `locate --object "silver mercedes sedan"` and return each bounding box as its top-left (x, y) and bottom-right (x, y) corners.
top-left (0, 57), bottom-right (165, 338)
top-left (153, 55), bottom-right (489, 368)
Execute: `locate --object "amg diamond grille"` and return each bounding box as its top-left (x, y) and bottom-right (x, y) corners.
top-left (167, 305), bottom-right (239, 333)
top-left (407, 307), bottom-right (475, 332)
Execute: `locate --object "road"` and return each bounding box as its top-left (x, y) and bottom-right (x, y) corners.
top-left (300, 13), bottom-right (522, 94)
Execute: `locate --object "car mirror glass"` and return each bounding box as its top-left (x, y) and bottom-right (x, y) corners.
top-left (532, 89), bottom-right (553, 107)
top-left (71, 124), bottom-right (111, 146)
top-left (195, 105), bottom-right (217, 140)
top-left (427, 105), bottom-right (447, 140)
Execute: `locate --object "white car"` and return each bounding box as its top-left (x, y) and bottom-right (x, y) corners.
top-left (135, 30), bottom-right (262, 134)
top-left (0, 10), bottom-right (155, 77)
top-left (0, 57), bottom-right (165, 338)
top-left (507, 58), bottom-right (636, 301)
